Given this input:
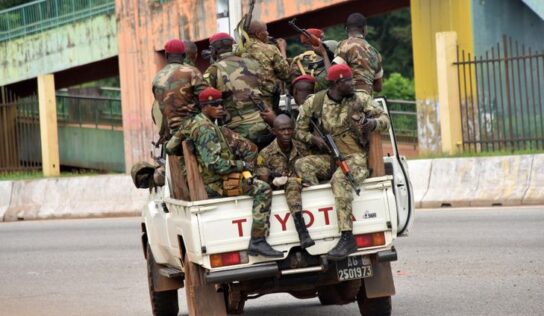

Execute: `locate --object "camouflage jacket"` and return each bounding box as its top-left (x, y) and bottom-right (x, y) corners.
top-left (334, 35), bottom-right (383, 93)
top-left (256, 139), bottom-right (310, 178)
top-left (289, 51), bottom-right (328, 92)
top-left (295, 91), bottom-right (389, 156)
top-left (241, 39), bottom-right (290, 96)
top-left (152, 62), bottom-right (207, 132)
top-left (189, 113), bottom-right (257, 188)
top-left (203, 52), bottom-right (265, 118)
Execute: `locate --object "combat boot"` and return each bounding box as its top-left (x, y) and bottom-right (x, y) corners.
top-left (292, 212), bottom-right (315, 249)
top-left (327, 231), bottom-right (357, 261)
top-left (248, 237), bottom-right (283, 258)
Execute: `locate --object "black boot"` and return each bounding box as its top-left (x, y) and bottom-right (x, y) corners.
top-left (327, 231), bottom-right (357, 261)
top-left (248, 237), bottom-right (283, 258)
top-left (292, 212), bottom-right (315, 249)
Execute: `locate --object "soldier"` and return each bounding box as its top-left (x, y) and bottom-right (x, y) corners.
top-left (333, 13), bottom-right (384, 96)
top-left (256, 114), bottom-right (315, 248)
top-left (243, 20), bottom-right (291, 112)
top-left (204, 32), bottom-right (275, 147)
top-left (152, 39), bottom-right (207, 140)
top-left (291, 75), bottom-right (316, 107)
top-left (289, 28), bottom-right (332, 92)
top-left (189, 87), bottom-right (282, 258)
top-left (183, 40), bottom-right (198, 67)
top-left (294, 64), bottom-right (389, 260)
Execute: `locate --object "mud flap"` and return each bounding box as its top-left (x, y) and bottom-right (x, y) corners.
top-left (363, 256), bottom-right (395, 298)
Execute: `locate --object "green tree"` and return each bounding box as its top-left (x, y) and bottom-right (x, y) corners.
top-left (0, 0), bottom-right (33, 10)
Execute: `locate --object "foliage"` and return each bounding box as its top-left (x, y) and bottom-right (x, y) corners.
top-left (379, 72), bottom-right (415, 100)
top-left (0, 0), bottom-right (33, 11)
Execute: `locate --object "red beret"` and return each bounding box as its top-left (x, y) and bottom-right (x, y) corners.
top-left (292, 74), bottom-right (316, 86)
top-left (199, 87), bottom-right (223, 105)
top-left (300, 28), bottom-right (324, 43)
top-left (327, 64), bottom-right (353, 81)
top-left (164, 39), bottom-right (185, 54)
top-left (209, 32), bottom-right (234, 44)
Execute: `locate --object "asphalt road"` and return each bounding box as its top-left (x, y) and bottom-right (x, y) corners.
top-left (1, 206), bottom-right (543, 316)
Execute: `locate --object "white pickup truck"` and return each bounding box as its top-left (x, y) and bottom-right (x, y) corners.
top-left (140, 98), bottom-right (414, 316)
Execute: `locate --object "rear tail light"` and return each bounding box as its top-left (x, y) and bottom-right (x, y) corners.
top-left (354, 232), bottom-right (385, 248)
top-left (210, 251), bottom-right (249, 268)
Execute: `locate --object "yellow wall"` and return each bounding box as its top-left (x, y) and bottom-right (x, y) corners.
top-left (410, 0), bottom-right (474, 152)
top-left (411, 0), bottom-right (474, 100)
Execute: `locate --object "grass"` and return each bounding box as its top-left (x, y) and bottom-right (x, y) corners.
top-left (0, 170), bottom-right (103, 181)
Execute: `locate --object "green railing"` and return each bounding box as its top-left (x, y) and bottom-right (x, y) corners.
top-left (0, 0), bottom-right (115, 42)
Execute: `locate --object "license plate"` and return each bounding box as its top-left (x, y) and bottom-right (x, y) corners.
top-left (335, 256), bottom-right (372, 281)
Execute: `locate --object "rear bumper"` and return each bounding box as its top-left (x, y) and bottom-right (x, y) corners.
top-left (205, 262), bottom-right (279, 284)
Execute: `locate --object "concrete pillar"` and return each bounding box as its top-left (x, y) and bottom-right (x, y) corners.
top-left (37, 74), bottom-right (60, 176)
top-left (436, 32), bottom-right (463, 154)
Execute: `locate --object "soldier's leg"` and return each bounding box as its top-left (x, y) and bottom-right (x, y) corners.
top-left (294, 155), bottom-right (334, 185)
top-left (330, 154), bottom-right (370, 231)
top-left (286, 177), bottom-right (315, 248)
top-left (327, 154), bottom-right (369, 260)
top-left (244, 179), bottom-right (283, 257)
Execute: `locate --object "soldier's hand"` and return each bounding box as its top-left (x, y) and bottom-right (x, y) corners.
top-left (242, 161), bottom-right (254, 172)
top-left (276, 38), bottom-right (287, 50)
top-left (311, 136), bottom-right (329, 152)
top-left (361, 118), bottom-right (377, 133)
top-left (272, 176), bottom-right (288, 187)
top-left (260, 108), bottom-right (277, 126)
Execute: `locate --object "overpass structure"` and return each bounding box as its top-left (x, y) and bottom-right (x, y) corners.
top-left (1, 0), bottom-right (543, 173)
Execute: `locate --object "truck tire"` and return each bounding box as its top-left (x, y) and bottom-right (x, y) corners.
top-left (146, 245), bottom-right (179, 316)
top-left (357, 288), bottom-right (391, 316)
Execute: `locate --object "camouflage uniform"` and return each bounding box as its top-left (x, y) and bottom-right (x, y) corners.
top-left (334, 35), bottom-right (383, 95)
top-left (203, 52), bottom-right (269, 142)
top-left (256, 139), bottom-right (310, 214)
top-left (241, 39), bottom-right (290, 108)
top-left (294, 91), bottom-right (389, 231)
top-left (189, 113), bottom-right (272, 238)
top-left (290, 51), bottom-right (327, 92)
top-left (152, 62), bottom-right (207, 134)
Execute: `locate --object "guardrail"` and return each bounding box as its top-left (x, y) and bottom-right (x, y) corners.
top-left (386, 99), bottom-right (417, 143)
top-left (0, 0), bottom-right (115, 42)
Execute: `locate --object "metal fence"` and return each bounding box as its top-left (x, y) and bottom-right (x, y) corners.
top-left (0, 88), bottom-right (42, 173)
top-left (56, 92), bottom-right (122, 130)
top-left (454, 35), bottom-right (544, 152)
top-left (387, 99), bottom-right (417, 144)
top-left (0, 0), bottom-right (115, 42)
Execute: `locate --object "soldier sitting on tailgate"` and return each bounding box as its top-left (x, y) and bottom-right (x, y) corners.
top-left (203, 32), bottom-right (275, 149)
top-left (256, 114), bottom-right (315, 249)
top-left (294, 64), bottom-right (390, 260)
top-left (188, 87), bottom-right (282, 258)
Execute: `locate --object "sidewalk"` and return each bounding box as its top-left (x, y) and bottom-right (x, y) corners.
top-left (1, 154), bottom-right (543, 221)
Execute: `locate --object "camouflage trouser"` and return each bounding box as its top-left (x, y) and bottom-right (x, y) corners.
top-left (207, 178), bottom-right (272, 238)
top-left (295, 153), bottom-right (369, 231)
top-left (285, 177), bottom-right (302, 214)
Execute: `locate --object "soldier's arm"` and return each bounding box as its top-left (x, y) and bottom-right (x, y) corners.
top-left (271, 45), bottom-right (291, 81)
top-left (332, 41), bottom-right (349, 65)
top-left (372, 48), bottom-right (384, 92)
top-left (203, 65), bottom-right (218, 88)
top-left (192, 125), bottom-right (244, 175)
top-left (364, 99), bottom-right (390, 132)
top-left (294, 95), bottom-right (315, 144)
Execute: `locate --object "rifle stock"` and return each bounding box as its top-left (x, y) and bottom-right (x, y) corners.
top-left (288, 18), bottom-right (321, 47)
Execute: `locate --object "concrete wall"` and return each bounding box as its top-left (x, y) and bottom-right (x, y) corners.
top-left (0, 13), bottom-right (118, 86)
top-left (472, 0), bottom-right (544, 56)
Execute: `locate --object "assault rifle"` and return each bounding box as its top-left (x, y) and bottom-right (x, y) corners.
top-left (243, 0), bottom-right (256, 32)
top-left (288, 18), bottom-right (334, 60)
top-left (248, 94), bottom-right (266, 112)
top-left (310, 119), bottom-right (361, 196)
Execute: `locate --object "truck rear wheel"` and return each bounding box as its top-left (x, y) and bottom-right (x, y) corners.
top-left (146, 245), bottom-right (179, 316)
top-left (356, 288), bottom-right (391, 316)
